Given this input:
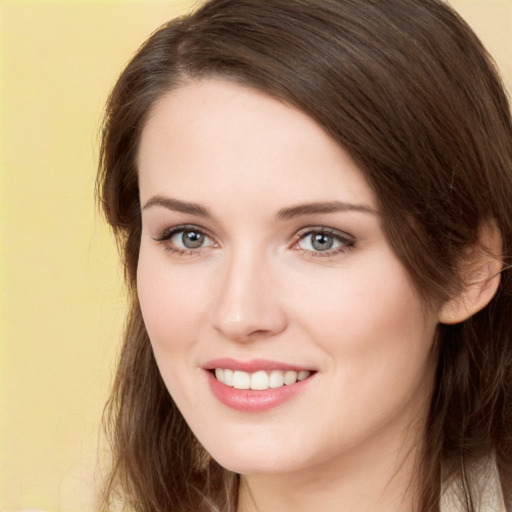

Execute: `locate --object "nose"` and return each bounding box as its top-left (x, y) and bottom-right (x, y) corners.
top-left (211, 249), bottom-right (288, 343)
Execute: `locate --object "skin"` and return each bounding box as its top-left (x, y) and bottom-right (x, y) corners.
top-left (137, 78), bottom-right (443, 512)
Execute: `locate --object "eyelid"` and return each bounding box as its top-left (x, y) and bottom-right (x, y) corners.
top-left (153, 224), bottom-right (215, 243)
top-left (152, 224), bottom-right (218, 257)
top-left (294, 226), bottom-right (355, 242)
top-left (291, 226), bottom-right (355, 256)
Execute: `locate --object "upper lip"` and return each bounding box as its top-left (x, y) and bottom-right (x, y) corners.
top-left (203, 358), bottom-right (314, 373)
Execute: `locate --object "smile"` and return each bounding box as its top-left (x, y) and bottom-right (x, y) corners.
top-left (205, 361), bottom-right (316, 412)
top-left (214, 368), bottom-right (312, 390)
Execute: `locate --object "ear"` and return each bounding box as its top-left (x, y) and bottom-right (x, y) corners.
top-left (439, 220), bottom-right (503, 325)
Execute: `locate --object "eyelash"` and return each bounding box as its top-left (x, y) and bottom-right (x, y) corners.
top-left (153, 225), bottom-right (355, 258)
top-left (153, 224), bottom-right (216, 256)
top-left (292, 228), bottom-right (355, 258)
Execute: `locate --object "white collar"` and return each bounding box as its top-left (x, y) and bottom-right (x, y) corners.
top-left (440, 456), bottom-right (506, 512)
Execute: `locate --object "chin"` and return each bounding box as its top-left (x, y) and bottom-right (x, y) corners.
top-left (214, 456), bottom-right (296, 476)
top-left (203, 438), bottom-right (308, 476)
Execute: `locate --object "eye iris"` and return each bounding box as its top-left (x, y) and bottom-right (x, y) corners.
top-left (182, 230), bottom-right (205, 249)
top-left (311, 232), bottom-right (334, 251)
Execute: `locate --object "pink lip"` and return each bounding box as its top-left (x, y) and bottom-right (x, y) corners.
top-left (203, 358), bottom-right (311, 372)
top-left (204, 360), bottom-right (316, 413)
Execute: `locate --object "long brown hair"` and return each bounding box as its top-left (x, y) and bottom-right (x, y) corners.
top-left (97, 1), bottom-right (512, 510)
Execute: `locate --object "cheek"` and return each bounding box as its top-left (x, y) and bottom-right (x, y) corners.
top-left (290, 266), bottom-right (437, 454)
top-left (292, 254), bottom-right (437, 398)
top-left (293, 255), bottom-right (430, 343)
top-left (136, 248), bottom-right (211, 357)
top-left (136, 248), bottom-right (216, 412)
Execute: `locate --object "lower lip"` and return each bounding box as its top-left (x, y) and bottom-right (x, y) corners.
top-left (206, 371), bottom-right (313, 412)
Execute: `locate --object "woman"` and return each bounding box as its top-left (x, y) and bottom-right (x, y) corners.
top-left (97, 0), bottom-right (512, 510)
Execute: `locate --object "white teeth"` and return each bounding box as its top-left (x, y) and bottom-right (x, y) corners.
top-left (250, 370), bottom-right (269, 390)
top-left (215, 368), bottom-right (224, 382)
top-left (298, 370), bottom-right (310, 381)
top-left (269, 370), bottom-right (284, 388)
top-left (284, 370), bottom-right (298, 385)
top-left (224, 368), bottom-right (234, 386)
top-left (214, 368), bottom-right (311, 390)
top-left (233, 370), bottom-right (250, 389)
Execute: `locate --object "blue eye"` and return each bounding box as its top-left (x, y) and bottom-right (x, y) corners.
top-left (172, 229), bottom-right (209, 249)
top-left (296, 229), bottom-right (354, 256)
top-left (154, 226), bottom-right (215, 253)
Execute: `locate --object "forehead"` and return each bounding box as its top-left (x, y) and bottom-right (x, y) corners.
top-left (137, 78), bottom-right (376, 211)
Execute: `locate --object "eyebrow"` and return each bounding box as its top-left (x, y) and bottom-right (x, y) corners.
top-left (275, 201), bottom-right (376, 220)
top-left (142, 195), bottom-right (211, 217)
top-left (142, 195), bottom-right (376, 220)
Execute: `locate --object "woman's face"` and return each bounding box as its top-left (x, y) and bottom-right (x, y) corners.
top-left (137, 79), bottom-right (440, 476)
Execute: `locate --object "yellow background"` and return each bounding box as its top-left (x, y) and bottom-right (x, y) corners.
top-left (1, 1), bottom-right (511, 510)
